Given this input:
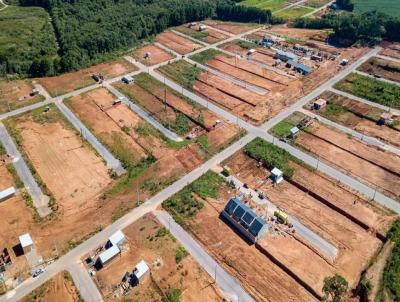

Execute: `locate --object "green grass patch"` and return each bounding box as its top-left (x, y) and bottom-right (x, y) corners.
top-left (275, 6), bottom-right (315, 20)
top-left (162, 171), bottom-right (224, 224)
top-left (269, 120), bottom-right (296, 138)
top-left (190, 49), bottom-right (226, 65)
top-left (352, 0), bottom-right (400, 17)
top-left (174, 26), bottom-right (208, 41)
top-left (334, 73), bottom-right (400, 109)
top-left (157, 60), bottom-right (201, 90)
top-left (239, 0), bottom-right (288, 12)
top-left (381, 219), bottom-right (400, 300)
top-left (237, 39), bottom-right (259, 49)
top-left (6, 163), bottom-right (24, 188)
top-left (174, 246), bottom-right (189, 264)
top-left (163, 288), bottom-right (182, 302)
top-left (0, 142), bottom-right (5, 155)
top-left (244, 137), bottom-right (295, 178)
top-left (0, 5), bottom-right (58, 76)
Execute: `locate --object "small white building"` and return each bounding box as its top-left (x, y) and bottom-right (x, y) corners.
top-left (314, 98), bottom-right (327, 110)
top-left (247, 48), bottom-right (256, 55)
top-left (108, 230), bottom-right (126, 248)
top-left (133, 260), bottom-right (149, 282)
top-left (0, 187), bottom-right (16, 202)
top-left (122, 75), bottom-right (134, 84)
top-left (98, 245), bottom-right (120, 266)
top-left (19, 233), bottom-right (33, 254)
top-left (199, 25), bottom-right (207, 31)
top-left (290, 126), bottom-right (299, 138)
top-left (270, 168), bottom-right (284, 184)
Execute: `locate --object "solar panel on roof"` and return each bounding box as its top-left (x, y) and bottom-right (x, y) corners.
top-left (233, 204), bottom-right (247, 221)
top-left (241, 211), bottom-right (256, 227)
top-left (224, 198), bottom-right (239, 215)
top-left (249, 218), bottom-right (265, 236)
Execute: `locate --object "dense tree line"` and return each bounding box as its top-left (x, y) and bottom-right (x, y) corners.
top-left (2, 0), bottom-right (275, 76)
top-left (293, 11), bottom-right (400, 46)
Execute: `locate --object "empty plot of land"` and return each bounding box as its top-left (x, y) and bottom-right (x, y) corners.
top-left (0, 80), bottom-right (44, 113)
top-left (37, 58), bottom-right (138, 96)
top-left (66, 88), bottom-right (147, 165)
top-left (132, 44), bottom-right (175, 66)
top-left (202, 20), bottom-right (257, 34)
top-left (295, 121), bottom-right (400, 198)
top-left (275, 6), bottom-right (315, 20)
top-left (239, 0), bottom-right (289, 11)
top-left (310, 91), bottom-right (400, 148)
top-left (8, 106), bottom-right (111, 211)
top-left (156, 32), bottom-right (203, 55)
top-left (174, 24), bottom-right (230, 43)
top-left (265, 25), bottom-right (330, 43)
top-left (380, 42), bottom-right (400, 60)
top-left (358, 57), bottom-right (400, 83)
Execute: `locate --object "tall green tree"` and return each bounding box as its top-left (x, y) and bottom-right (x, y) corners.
top-left (322, 274), bottom-right (349, 302)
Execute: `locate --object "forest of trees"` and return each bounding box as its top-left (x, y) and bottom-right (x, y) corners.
top-left (1, 0), bottom-right (274, 77)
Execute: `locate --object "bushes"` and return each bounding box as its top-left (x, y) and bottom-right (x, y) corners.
top-left (244, 137), bottom-right (294, 178)
top-left (334, 73), bottom-right (400, 109)
top-left (162, 171), bottom-right (224, 223)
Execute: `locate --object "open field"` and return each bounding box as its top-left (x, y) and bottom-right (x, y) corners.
top-left (155, 32), bottom-right (203, 55)
top-left (358, 57), bottom-right (400, 83)
top-left (201, 20), bottom-right (257, 34)
top-left (275, 6), bottom-right (315, 20)
top-left (37, 58), bottom-right (138, 96)
top-left (174, 23), bottom-right (230, 44)
top-left (335, 73), bottom-right (400, 109)
top-left (238, 0), bottom-right (288, 12)
top-left (20, 271), bottom-right (82, 302)
top-left (380, 42), bottom-right (400, 60)
top-left (260, 24), bottom-right (331, 43)
top-left (0, 80), bottom-right (44, 114)
top-left (306, 91), bottom-right (400, 148)
top-left (352, 0), bottom-right (400, 17)
top-left (162, 171), bottom-right (318, 301)
top-left (4, 104), bottom-right (112, 213)
top-left (132, 44), bottom-right (175, 66)
top-left (92, 214), bottom-right (223, 301)
top-left (303, 0), bottom-right (332, 8)
top-left (222, 145), bottom-right (390, 294)
top-left (0, 5), bottom-right (58, 76)
top-left (274, 112), bottom-right (400, 200)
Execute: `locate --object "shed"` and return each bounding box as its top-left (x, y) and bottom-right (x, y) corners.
top-left (133, 260), bottom-right (149, 281)
top-left (314, 98), bottom-right (327, 110)
top-left (0, 187), bottom-right (16, 202)
top-left (122, 75), bottom-right (134, 84)
top-left (275, 49), bottom-right (297, 62)
top-left (109, 230), bottom-right (126, 248)
top-left (19, 233), bottom-right (33, 253)
top-left (199, 25), bottom-right (207, 31)
top-left (294, 63), bottom-right (312, 75)
top-left (30, 88), bottom-right (40, 96)
top-left (247, 48), bottom-right (256, 55)
top-left (290, 126), bottom-right (299, 137)
top-left (98, 245), bottom-right (120, 266)
top-left (286, 59), bottom-right (295, 68)
top-left (270, 168), bottom-right (283, 184)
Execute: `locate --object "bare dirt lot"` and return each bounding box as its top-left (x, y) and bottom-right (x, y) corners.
top-left (308, 90), bottom-right (400, 148)
top-left (93, 214), bottom-right (223, 302)
top-left (202, 20), bottom-right (257, 34)
top-left (223, 151), bottom-right (386, 293)
top-left (264, 24), bottom-right (331, 43)
top-left (294, 118), bottom-right (400, 199)
top-left (358, 56), bottom-right (400, 82)
top-left (0, 80), bottom-right (44, 113)
top-left (132, 44), bottom-right (175, 66)
top-left (37, 59), bottom-right (138, 96)
top-left (20, 271), bottom-right (81, 302)
top-left (380, 42), bottom-right (400, 60)
top-left (156, 32), bottom-right (203, 55)
top-left (7, 106), bottom-right (111, 212)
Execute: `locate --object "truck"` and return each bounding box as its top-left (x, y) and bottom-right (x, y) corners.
top-left (274, 210), bottom-right (288, 224)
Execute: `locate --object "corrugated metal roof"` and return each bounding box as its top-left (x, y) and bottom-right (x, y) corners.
top-left (134, 260), bottom-right (149, 279)
top-left (99, 245), bottom-right (120, 264)
top-left (19, 233), bottom-right (33, 248)
top-left (109, 230), bottom-right (125, 247)
top-left (0, 187), bottom-right (16, 200)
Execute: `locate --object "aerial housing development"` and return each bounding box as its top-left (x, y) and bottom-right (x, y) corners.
top-left (0, 0), bottom-right (400, 301)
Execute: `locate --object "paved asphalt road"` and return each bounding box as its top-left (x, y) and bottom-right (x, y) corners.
top-left (0, 123), bottom-right (51, 217)
top-left (55, 101), bottom-right (126, 176)
top-left (155, 210), bottom-right (254, 302)
top-left (2, 24), bottom-right (399, 302)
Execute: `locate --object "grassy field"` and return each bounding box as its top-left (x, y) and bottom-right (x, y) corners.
top-left (352, 0), bottom-right (400, 17)
top-left (334, 73), bottom-right (400, 109)
top-left (275, 6), bottom-right (315, 19)
top-left (0, 5), bottom-right (58, 75)
top-left (239, 0), bottom-right (288, 11)
top-left (304, 0), bottom-right (332, 8)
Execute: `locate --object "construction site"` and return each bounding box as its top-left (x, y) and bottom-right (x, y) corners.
top-left (132, 44), bottom-right (175, 66)
top-left (0, 80), bottom-right (44, 114)
top-left (86, 214), bottom-right (223, 301)
top-left (358, 56), bottom-right (400, 82)
top-left (305, 90), bottom-right (400, 148)
top-left (37, 58), bottom-right (138, 97)
top-left (272, 111), bottom-right (400, 200)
